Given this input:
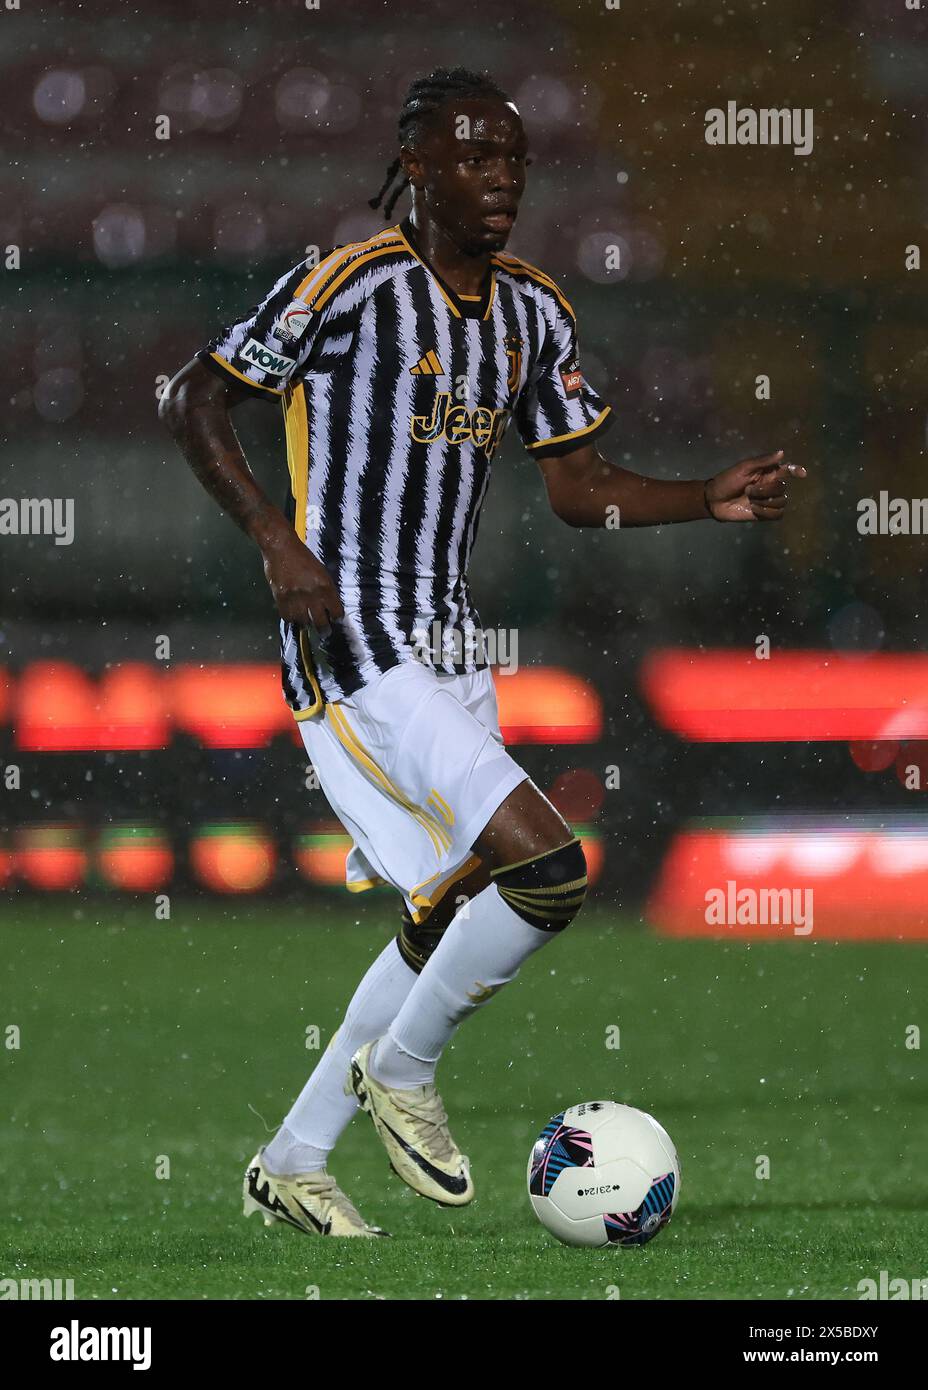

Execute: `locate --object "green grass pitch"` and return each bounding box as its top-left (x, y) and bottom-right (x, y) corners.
top-left (2, 898), bottom-right (926, 1300)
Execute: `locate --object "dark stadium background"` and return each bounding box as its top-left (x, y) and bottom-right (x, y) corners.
top-left (2, 0), bottom-right (926, 926)
top-left (2, 0), bottom-right (928, 1309)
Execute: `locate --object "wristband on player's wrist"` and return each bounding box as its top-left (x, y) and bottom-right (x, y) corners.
top-left (703, 479), bottom-right (719, 520)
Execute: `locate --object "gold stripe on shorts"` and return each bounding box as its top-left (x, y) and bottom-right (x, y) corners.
top-left (324, 703), bottom-right (451, 857)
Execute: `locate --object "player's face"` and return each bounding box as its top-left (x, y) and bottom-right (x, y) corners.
top-left (406, 98), bottom-right (529, 254)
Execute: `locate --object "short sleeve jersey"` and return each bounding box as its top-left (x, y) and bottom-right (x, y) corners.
top-left (197, 217), bottom-right (612, 712)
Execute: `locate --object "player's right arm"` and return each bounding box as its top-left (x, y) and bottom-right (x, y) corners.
top-left (159, 360), bottom-right (343, 632)
top-left (159, 259), bottom-right (345, 634)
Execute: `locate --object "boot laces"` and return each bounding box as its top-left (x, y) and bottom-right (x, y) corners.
top-left (395, 1086), bottom-right (457, 1165)
top-left (294, 1172), bottom-right (367, 1228)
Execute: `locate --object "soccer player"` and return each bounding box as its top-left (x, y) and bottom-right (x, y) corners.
top-left (161, 67), bottom-right (804, 1237)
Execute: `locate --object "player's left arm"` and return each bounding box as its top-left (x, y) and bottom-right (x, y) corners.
top-left (536, 445), bottom-right (807, 527)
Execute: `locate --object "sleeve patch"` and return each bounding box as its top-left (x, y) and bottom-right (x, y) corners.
top-left (274, 301), bottom-right (314, 344)
top-left (560, 362), bottom-right (583, 398)
top-left (240, 338), bottom-right (296, 377)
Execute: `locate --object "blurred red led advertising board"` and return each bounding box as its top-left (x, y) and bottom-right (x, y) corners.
top-left (648, 818), bottom-right (928, 940)
top-left (641, 650), bottom-right (928, 742)
top-left (14, 662), bottom-right (169, 751)
top-left (4, 662), bottom-right (602, 750)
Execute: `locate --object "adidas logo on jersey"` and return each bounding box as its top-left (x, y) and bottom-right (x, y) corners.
top-left (410, 350), bottom-right (445, 376)
top-left (410, 392), bottom-right (510, 460)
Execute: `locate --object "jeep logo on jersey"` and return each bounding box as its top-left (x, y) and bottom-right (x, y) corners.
top-left (242, 338), bottom-right (296, 376)
top-left (275, 301), bottom-right (313, 343)
top-left (410, 392), bottom-right (509, 460)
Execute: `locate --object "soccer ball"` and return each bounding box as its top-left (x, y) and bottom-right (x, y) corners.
top-left (528, 1101), bottom-right (680, 1248)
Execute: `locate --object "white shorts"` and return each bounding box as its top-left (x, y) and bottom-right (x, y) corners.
top-left (297, 660), bottom-right (528, 922)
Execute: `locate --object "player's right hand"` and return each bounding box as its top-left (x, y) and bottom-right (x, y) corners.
top-left (261, 530), bottom-right (345, 635)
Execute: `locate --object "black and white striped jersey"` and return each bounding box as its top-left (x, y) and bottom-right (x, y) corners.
top-left (196, 217), bottom-right (612, 715)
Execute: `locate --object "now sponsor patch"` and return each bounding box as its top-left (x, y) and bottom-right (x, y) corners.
top-left (242, 338), bottom-right (296, 376)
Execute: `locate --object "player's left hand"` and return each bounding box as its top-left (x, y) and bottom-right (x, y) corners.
top-left (704, 450), bottom-right (807, 523)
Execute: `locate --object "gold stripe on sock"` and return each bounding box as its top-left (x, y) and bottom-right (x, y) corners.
top-left (489, 837), bottom-right (581, 877)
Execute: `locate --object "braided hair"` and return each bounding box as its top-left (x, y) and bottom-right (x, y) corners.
top-left (370, 66), bottom-right (511, 219)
